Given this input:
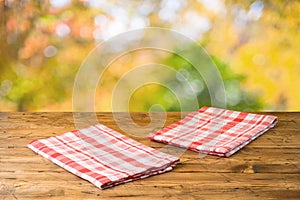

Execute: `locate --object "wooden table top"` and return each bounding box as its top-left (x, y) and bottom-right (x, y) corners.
top-left (0, 112), bottom-right (299, 199)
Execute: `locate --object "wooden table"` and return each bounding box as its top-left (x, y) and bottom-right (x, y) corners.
top-left (0, 112), bottom-right (299, 199)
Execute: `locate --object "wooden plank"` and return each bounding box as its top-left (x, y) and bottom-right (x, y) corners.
top-left (1, 127), bottom-right (299, 139)
top-left (0, 135), bottom-right (299, 149)
top-left (1, 148), bottom-right (299, 174)
top-left (1, 173), bottom-right (299, 199)
top-left (0, 112), bottom-right (299, 130)
top-left (1, 127), bottom-right (299, 149)
top-left (0, 112), bottom-right (299, 199)
top-left (1, 172), bottom-right (299, 187)
top-left (1, 181), bottom-right (299, 200)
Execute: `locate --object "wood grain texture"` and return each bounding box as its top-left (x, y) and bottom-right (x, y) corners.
top-left (0, 112), bottom-right (299, 199)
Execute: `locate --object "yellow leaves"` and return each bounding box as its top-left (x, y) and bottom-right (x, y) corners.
top-left (205, 0), bottom-right (300, 110)
top-left (2, 0), bottom-right (300, 111)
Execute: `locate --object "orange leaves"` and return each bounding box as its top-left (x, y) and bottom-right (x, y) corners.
top-left (18, 34), bottom-right (49, 59)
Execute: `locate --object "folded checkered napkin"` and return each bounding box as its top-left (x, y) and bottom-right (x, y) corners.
top-left (28, 124), bottom-right (179, 189)
top-left (148, 106), bottom-right (277, 157)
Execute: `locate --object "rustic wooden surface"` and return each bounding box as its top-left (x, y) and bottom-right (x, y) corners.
top-left (0, 112), bottom-right (299, 200)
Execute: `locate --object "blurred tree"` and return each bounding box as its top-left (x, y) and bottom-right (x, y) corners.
top-left (204, 0), bottom-right (300, 110)
top-left (0, 1), bottom-right (94, 111)
top-left (128, 50), bottom-right (263, 112)
top-left (0, 0), bottom-right (299, 111)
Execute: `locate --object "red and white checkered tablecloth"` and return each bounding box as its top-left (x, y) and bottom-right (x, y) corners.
top-left (28, 124), bottom-right (179, 189)
top-left (148, 106), bottom-right (277, 157)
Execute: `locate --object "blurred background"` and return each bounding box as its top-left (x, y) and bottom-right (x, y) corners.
top-left (0, 0), bottom-right (299, 112)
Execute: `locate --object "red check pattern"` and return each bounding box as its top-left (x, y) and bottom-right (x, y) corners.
top-left (28, 124), bottom-right (179, 189)
top-left (148, 106), bottom-right (277, 157)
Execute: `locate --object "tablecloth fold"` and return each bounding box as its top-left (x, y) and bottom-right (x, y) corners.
top-left (148, 106), bottom-right (277, 157)
top-left (28, 124), bottom-right (179, 189)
